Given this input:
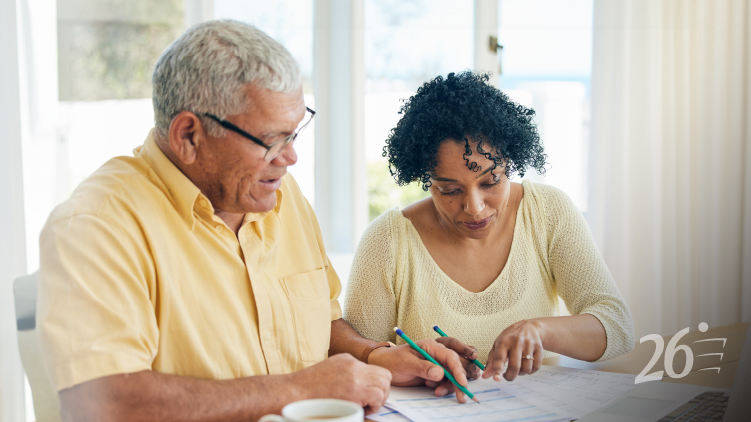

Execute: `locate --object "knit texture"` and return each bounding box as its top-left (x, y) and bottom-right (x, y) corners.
top-left (344, 180), bottom-right (634, 363)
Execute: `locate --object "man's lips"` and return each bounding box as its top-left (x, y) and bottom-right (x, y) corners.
top-left (462, 216), bottom-right (491, 230)
top-left (258, 176), bottom-right (283, 190)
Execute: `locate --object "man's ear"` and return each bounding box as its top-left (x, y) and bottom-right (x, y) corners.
top-left (168, 111), bottom-right (204, 165)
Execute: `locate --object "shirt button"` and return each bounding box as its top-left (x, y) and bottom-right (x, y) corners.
top-left (264, 331), bottom-right (272, 340)
top-left (214, 225), bottom-right (223, 232)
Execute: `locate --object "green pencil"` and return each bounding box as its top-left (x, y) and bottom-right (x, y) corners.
top-left (393, 327), bottom-right (480, 403)
top-left (432, 325), bottom-right (486, 370)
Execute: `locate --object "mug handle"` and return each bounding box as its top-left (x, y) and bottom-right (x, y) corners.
top-left (258, 415), bottom-right (286, 422)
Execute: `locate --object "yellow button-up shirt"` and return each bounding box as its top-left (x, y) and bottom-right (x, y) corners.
top-left (38, 131), bottom-right (342, 391)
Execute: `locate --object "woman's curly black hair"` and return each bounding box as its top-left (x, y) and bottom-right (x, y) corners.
top-left (384, 71), bottom-right (547, 190)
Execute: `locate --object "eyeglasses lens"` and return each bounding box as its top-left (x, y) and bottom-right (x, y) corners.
top-left (263, 110), bottom-right (314, 161)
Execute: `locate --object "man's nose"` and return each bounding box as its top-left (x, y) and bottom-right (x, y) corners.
top-left (271, 141), bottom-right (297, 166)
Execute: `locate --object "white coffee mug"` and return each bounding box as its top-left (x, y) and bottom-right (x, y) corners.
top-left (258, 398), bottom-right (364, 422)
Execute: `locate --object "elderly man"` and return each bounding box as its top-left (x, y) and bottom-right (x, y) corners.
top-left (38, 20), bottom-right (474, 421)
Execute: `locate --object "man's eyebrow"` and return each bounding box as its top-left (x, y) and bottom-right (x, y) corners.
top-left (259, 129), bottom-right (293, 140)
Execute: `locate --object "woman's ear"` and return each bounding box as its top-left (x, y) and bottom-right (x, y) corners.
top-left (168, 111), bottom-right (204, 165)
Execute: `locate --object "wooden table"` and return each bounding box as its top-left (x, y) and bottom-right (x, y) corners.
top-left (542, 322), bottom-right (749, 389)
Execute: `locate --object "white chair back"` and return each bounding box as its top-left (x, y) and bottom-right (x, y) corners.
top-left (14, 272), bottom-right (61, 422)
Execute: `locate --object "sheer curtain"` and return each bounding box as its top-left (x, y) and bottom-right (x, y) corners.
top-left (589, 0), bottom-right (751, 338)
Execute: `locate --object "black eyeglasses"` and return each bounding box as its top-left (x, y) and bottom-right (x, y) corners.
top-left (203, 107), bottom-right (315, 161)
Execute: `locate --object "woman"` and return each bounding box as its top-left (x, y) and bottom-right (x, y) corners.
top-left (344, 71), bottom-right (634, 389)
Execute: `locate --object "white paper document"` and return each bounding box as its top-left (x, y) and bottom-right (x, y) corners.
top-left (379, 366), bottom-right (639, 422)
top-left (369, 405), bottom-right (414, 422)
top-left (384, 378), bottom-right (574, 422)
top-left (513, 366), bottom-right (638, 415)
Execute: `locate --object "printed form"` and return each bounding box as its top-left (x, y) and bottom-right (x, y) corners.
top-left (514, 366), bottom-right (638, 415)
top-left (369, 366), bottom-right (639, 422)
top-left (381, 379), bottom-right (576, 422)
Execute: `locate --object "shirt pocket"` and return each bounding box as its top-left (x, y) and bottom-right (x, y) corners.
top-left (282, 268), bottom-right (332, 364)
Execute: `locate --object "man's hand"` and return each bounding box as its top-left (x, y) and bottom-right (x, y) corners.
top-left (368, 339), bottom-right (471, 403)
top-left (292, 353), bottom-right (392, 414)
top-left (483, 319), bottom-right (544, 382)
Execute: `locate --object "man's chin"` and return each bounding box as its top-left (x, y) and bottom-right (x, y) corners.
top-left (243, 193), bottom-right (278, 214)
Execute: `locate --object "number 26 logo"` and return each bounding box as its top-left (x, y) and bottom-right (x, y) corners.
top-left (635, 322), bottom-right (727, 384)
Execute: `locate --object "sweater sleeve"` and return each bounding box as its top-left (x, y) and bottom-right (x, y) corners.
top-left (540, 185), bottom-right (635, 361)
top-left (343, 210), bottom-right (399, 344)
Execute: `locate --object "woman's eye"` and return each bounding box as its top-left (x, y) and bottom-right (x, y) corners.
top-left (482, 180), bottom-right (500, 188)
top-left (440, 189), bottom-right (460, 195)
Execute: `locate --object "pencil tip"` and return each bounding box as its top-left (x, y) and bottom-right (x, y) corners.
top-left (473, 397), bottom-right (480, 404)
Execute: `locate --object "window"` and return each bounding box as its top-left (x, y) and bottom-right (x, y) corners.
top-left (214, 0), bottom-right (316, 204)
top-left (365, 0), bottom-right (474, 220)
top-left (499, 0), bottom-right (593, 211)
top-left (22, 0), bottom-right (184, 273)
top-left (10, 2), bottom-right (594, 416)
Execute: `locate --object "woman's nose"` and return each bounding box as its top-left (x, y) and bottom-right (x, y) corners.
top-left (463, 191), bottom-right (485, 216)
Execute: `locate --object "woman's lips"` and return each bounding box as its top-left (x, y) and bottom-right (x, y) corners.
top-left (462, 216), bottom-right (491, 230)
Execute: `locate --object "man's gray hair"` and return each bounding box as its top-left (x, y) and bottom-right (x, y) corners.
top-left (152, 20), bottom-right (301, 139)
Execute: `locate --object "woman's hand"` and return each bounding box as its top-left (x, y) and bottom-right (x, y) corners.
top-left (483, 319), bottom-right (545, 382)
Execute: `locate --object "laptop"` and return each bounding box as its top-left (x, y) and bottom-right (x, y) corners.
top-left (578, 324), bottom-right (751, 422)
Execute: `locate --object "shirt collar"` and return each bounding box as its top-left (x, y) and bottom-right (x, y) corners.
top-left (135, 130), bottom-right (202, 229)
top-left (242, 189), bottom-right (283, 224)
top-left (135, 129), bottom-right (284, 229)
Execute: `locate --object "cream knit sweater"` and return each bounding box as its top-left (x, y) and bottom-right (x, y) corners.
top-left (343, 180), bottom-right (634, 363)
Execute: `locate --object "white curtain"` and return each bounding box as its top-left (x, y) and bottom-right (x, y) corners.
top-left (589, 0), bottom-right (751, 339)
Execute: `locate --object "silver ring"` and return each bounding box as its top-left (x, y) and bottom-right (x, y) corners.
top-left (525, 354), bottom-right (533, 360)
